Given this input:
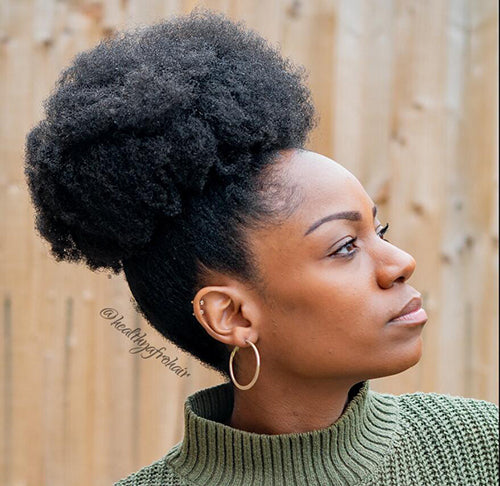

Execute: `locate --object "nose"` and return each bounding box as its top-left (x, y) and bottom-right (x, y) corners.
top-left (375, 240), bottom-right (416, 289)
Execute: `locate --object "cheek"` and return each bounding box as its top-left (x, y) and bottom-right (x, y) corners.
top-left (311, 263), bottom-right (379, 323)
top-left (307, 274), bottom-right (373, 324)
top-left (258, 256), bottom-right (380, 346)
top-left (267, 274), bottom-right (374, 342)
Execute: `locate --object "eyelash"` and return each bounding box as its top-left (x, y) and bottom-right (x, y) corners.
top-left (329, 223), bottom-right (390, 259)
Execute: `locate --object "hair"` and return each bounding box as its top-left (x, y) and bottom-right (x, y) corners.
top-left (24, 7), bottom-right (318, 378)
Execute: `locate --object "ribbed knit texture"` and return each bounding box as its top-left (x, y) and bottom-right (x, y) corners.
top-left (113, 380), bottom-right (499, 485)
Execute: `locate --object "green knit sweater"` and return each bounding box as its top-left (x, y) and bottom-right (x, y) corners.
top-left (113, 380), bottom-right (499, 485)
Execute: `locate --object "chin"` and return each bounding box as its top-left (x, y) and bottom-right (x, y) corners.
top-left (371, 337), bottom-right (424, 378)
top-left (393, 337), bottom-right (424, 373)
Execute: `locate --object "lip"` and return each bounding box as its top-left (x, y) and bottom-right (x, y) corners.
top-left (388, 296), bottom-right (428, 326)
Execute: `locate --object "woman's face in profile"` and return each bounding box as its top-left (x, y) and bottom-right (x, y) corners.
top-left (247, 149), bottom-right (426, 382)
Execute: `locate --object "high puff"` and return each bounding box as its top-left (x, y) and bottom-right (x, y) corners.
top-left (24, 7), bottom-right (318, 376)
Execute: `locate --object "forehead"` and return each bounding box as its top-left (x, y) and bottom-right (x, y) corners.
top-left (246, 150), bottom-right (374, 291)
top-left (279, 149), bottom-right (372, 217)
top-left (250, 150), bottom-right (372, 250)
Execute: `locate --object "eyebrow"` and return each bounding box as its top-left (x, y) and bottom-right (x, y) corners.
top-left (304, 205), bottom-right (377, 237)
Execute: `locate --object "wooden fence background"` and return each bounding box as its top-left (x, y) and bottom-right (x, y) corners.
top-left (1, 0), bottom-right (498, 485)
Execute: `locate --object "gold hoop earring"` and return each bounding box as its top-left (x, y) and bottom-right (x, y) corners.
top-left (229, 339), bottom-right (261, 390)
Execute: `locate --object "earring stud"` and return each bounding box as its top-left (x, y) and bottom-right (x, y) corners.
top-left (191, 298), bottom-right (205, 317)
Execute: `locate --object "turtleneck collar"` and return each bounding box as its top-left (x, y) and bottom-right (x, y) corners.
top-left (166, 380), bottom-right (399, 485)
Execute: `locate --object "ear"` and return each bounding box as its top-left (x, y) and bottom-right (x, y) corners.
top-left (192, 286), bottom-right (258, 348)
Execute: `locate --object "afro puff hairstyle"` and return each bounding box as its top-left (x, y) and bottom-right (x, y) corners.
top-left (24, 7), bottom-right (318, 378)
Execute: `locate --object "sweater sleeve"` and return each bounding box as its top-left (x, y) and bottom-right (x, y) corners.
top-left (396, 391), bottom-right (499, 485)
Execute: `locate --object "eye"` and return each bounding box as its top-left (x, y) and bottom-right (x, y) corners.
top-left (328, 222), bottom-right (391, 259)
top-left (329, 237), bottom-right (358, 258)
top-left (377, 222), bottom-right (390, 242)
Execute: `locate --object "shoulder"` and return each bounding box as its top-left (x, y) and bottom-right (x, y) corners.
top-left (394, 390), bottom-right (498, 464)
top-left (365, 390), bottom-right (498, 485)
top-left (396, 390), bottom-right (498, 434)
top-left (112, 444), bottom-right (182, 486)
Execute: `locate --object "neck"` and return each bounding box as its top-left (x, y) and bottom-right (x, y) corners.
top-left (225, 371), bottom-right (358, 435)
top-left (168, 378), bottom-right (400, 486)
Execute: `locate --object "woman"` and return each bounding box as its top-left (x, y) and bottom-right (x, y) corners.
top-left (24, 8), bottom-right (498, 486)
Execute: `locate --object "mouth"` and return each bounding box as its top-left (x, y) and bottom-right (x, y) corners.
top-left (388, 296), bottom-right (428, 326)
